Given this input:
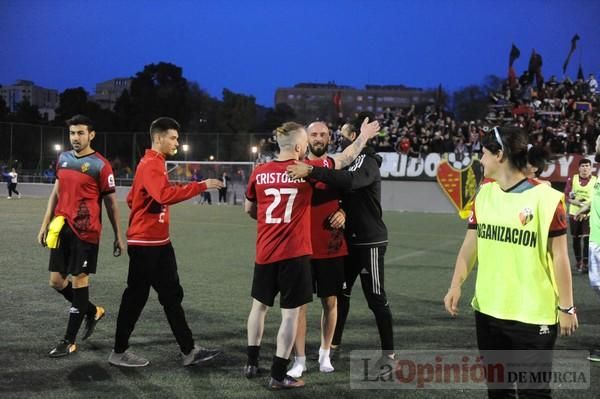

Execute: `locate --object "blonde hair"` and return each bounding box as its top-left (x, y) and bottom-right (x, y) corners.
top-left (276, 122), bottom-right (306, 150)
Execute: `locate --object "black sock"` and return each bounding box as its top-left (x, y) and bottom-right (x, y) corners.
top-left (270, 356), bottom-right (289, 381)
top-left (65, 287), bottom-right (89, 343)
top-left (583, 236), bottom-right (590, 264)
top-left (56, 282), bottom-right (96, 317)
top-left (86, 299), bottom-right (97, 318)
top-left (573, 237), bottom-right (582, 262)
top-left (247, 345), bottom-right (260, 366)
top-left (56, 281), bottom-right (74, 303)
top-left (332, 293), bottom-right (350, 346)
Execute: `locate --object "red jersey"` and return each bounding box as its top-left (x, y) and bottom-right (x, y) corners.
top-left (310, 156), bottom-right (348, 259)
top-left (246, 158), bottom-right (330, 264)
top-left (126, 149), bottom-right (207, 246)
top-left (54, 150), bottom-right (115, 244)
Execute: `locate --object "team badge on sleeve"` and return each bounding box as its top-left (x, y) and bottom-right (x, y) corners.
top-left (108, 174), bottom-right (115, 188)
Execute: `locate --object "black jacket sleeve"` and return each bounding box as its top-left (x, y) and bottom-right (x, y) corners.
top-left (308, 156), bottom-right (378, 191)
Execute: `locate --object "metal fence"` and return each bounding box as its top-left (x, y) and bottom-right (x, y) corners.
top-left (0, 122), bottom-right (272, 175)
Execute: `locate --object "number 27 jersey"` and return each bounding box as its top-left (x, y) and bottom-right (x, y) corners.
top-left (246, 158), bottom-right (332, 264)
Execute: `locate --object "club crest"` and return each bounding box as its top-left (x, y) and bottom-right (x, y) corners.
top-left (436, 158), bottom-right (484, 219)
top-left (519, 207), bottom-right (534, 226)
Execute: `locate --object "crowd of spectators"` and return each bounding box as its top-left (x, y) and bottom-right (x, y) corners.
top-left (257, 72), bottom-right (599, 162)
top-left (367, 72), bottom-right (599, 158)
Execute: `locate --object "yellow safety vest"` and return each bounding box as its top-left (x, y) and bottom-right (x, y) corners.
top-left (472, 181), bottom-right (563, 325)
top-left (569, 174), bottom-right (597, 215)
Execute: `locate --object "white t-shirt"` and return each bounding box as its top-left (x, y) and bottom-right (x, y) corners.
top-left (8, 172), bottom-right (17, 183)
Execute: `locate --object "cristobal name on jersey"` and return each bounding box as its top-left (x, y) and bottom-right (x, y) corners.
top-left (256, 172), bottom-right (306, 185)
top-left (477, 223), bottom-right (538, 248)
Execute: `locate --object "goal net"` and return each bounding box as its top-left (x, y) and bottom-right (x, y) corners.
top-left (165, 160), bottom-right (255, 205)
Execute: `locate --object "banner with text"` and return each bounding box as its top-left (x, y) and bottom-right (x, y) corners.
top-left (379, 152), bottom-right (595, 183)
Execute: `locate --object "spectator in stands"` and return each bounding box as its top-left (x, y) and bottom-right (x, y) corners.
top-left (588, 74), bottom-right (598, 94)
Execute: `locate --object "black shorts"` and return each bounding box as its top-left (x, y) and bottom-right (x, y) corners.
top-left (311, 257), bottom-right (344, 298)
top-left (569, 215), bottom-right (590, 236)
top-left (251, 255), bottom-right (313, 309)
top-left (48, 223), bottom-right (99, 275)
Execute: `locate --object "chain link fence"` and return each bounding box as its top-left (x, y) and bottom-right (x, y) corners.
top-left (0, 122), bottom-right (272, 181)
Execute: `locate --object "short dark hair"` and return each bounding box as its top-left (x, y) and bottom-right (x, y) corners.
top-left (66, 114), bottom-right (94, 132)
top-left (149, 117), bottom-right (180, 138)
top-left (353, 111), bottom-right (375, 129)
top-left (579, 158), bottom-right (592, 166)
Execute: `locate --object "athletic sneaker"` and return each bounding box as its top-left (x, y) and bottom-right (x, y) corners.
top-left (269, 375), bottom-right (305, 390)
top-left (81, 306), bottom-right (105, 341)
top-left (18, 194), bottom-right (21, 199)
top-left (182, 345), bottom-right (221, 367)
top-left (108, 350), bottom-right (149, 367)
top-left (369, 354), bottom-right (396, 379)
top-left (587, 349), bottom-right (600, 362)
top-left (48, 340), bottom-right (77, 357)
top-left (243, 364), bottom-right (260, 378)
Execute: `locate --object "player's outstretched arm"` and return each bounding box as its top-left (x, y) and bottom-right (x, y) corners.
top-left (103, 192), bottom-right (125, 257)
top-left (37, 180), bottom-right (60, 246)
top-left (201, 179), bottom-right (224, 190)
top-left (549, 235), bottom-right (578, 336)
top-left (330, 117), bottom-right (380, 169)
top-left (444, 229), bottom-right (477, 317)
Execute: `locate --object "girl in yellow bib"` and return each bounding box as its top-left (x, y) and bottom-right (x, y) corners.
top-left (444, 126), bottom-right (577, 398)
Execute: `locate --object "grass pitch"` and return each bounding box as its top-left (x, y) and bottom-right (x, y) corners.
top-left (0, 198), bottom-right (598, 398)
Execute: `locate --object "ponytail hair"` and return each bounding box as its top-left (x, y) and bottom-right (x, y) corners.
top-left (527, 145), bottom-right (552, 177)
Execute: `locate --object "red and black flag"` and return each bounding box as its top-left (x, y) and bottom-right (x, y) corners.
top-left (509, 43), bottom-right (520, 67)
top-left (562, 34), bottom-right (580, 75)
top-left (508, 43), bottom-right (520, 88)
top-left (333, 90), bottom-right (342, 117)
top-left (528, 49), bottom-right (544, 89)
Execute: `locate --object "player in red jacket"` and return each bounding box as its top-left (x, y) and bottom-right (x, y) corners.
top-left (108, 117), bottom-right (223, 368)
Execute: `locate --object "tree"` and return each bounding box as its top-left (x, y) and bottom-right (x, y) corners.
top-left (13, 99), bottom-right (42, 123)
top-left (127, 62), bottom-right (190, 130)
top-left (452, 85), bottom-right (489, 122)
top-left (114, 89), bottom-right (135, 130)
top-left (186, 82), bottom-right (219, 132)
top-left (216, 89), bottom-right (257, 160)
top-left (0, 96), bottom-right (8, 121)
top-left (216, 88), bottom-right (256, 133)
top-left (481, 75), bottom-right (505, 96)
top-left (261, 102), bottom-right (296, 131)
top-left (54, 87), bottom-right (116, 131)
top-left (54, 87), bottom-right (89, 123)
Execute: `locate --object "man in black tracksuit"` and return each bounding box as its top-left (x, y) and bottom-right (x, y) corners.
top-left (287, 120), bottom-right (394, 363)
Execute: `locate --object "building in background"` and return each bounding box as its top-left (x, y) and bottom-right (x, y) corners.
top-left (0, 80), bottom-right (59, 120)
top-left (91, 77), bottom-right (132, 110)
top-left (275, 82), bottom-right (436, 122)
